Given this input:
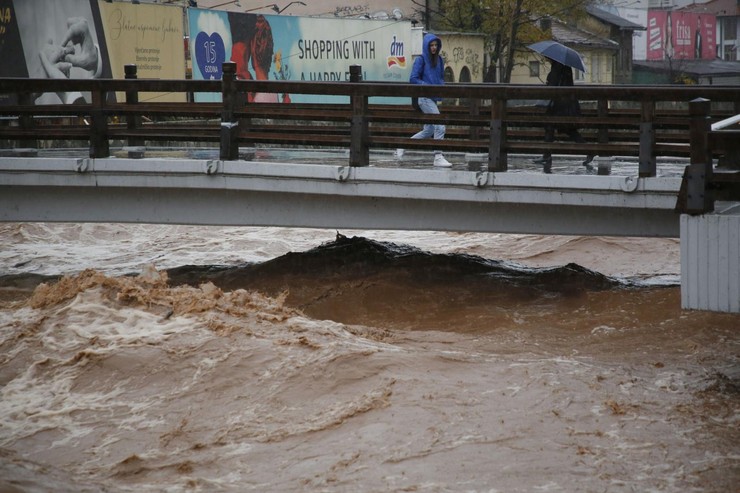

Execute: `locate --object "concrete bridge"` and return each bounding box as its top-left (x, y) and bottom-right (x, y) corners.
top-left (0, 153), bottom-right (682, 237)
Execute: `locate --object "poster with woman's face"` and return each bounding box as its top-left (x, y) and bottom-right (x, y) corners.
top-left (188, 8), bottom-right (413, 104)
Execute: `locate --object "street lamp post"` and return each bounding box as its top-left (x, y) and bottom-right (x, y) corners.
top-left (245, 1), bottom-right (305, 13)
top-left (276, 1), bottom-right (305, 13)
top-left (244, 4), bottom-right (278, 13)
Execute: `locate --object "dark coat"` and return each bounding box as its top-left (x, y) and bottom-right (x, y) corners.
top-left (545, 62), bottom-right (580, 123)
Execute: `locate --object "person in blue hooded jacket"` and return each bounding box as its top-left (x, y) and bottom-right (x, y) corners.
top-left (395, 33), bottom-right (452, 168)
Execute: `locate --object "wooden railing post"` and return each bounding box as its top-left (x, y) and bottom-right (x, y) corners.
top-left (220, 62), bottom-right (239, 160)
top-left (124, 64), bottom-right (144, 155)
top-left (89, 87), bottom-right (109, 158)
top-left (597, 98), bottom-right (609, 144)
top-left (17, 92), bottom-right (36, 152)
top-left (488, 96), bottom-right (507, 172)
top-left (349, 65), bottom-right (369, 167)
top-left (469, 98), bottom-right (481, 141)
top-left (638, 98), bottom-right (656, 177)
top-left (685, 97), bottom-right (713, 213)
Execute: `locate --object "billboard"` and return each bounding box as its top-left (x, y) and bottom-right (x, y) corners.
top-left (98, 1), bottom-right (186, 102)
top-left (187, 8), bottom-right (412, 103)
top-left (0, 0), bottom-right (186, 105)
top-left (647, 10), bottom-right (716, 61)
top-left (0, 0), bottom-right (113, 104)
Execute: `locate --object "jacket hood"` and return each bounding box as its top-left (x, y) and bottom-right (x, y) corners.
top-left (421, 33), bottom-right (442, 59)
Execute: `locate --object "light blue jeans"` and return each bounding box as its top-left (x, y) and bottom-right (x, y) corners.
top-left (411, 97), bottom-right (445, 156)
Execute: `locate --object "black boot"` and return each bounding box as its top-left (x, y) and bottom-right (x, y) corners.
top-left (541, 157), bottom-right (552, 174)
top-left (582, 154), bottom-right (595, 171)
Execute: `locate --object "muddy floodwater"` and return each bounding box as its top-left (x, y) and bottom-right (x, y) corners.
top-left (0, 147), bottom-right (737, 493)
top-left (1, 220), bottom-right (737, 492)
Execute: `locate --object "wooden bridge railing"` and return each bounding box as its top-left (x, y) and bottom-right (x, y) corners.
top-left (675, 98), bottom-right (740, 214)
top-left (1, 62), bottom-right (739, 180)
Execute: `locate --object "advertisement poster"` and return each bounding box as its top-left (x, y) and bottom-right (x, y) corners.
top-left (187, 8), bottom-right (412, 104)
top-left (0, 0), bottom-right (27, 79)
top-left (647, 10), bottom-right (716, 61)
top-left (0, 0), bottom-right (186, 104)
top-left (98, 1), bottom-right (186, 103)
top-left (1, 0), bottom-right (113, 104)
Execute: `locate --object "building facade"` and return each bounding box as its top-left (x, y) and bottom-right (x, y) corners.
top-left (511, 19), bottom-right (620, 85)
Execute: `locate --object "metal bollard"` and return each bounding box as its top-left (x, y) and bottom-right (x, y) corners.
top-left (349, 65), bottom-right (362, 82)
top-left (596, 156), bottom-right (612, 175)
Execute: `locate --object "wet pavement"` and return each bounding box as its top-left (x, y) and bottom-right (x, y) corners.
top-left (19, 146), bottom-right (689, 178)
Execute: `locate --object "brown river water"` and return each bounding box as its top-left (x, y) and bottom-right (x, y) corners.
top-left (0, 149), bottom-right (738, 493)
top-left (0, 221), bottom-right (737, 493)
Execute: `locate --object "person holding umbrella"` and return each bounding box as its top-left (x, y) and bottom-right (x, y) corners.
top-left (528, 41), bottom-right (595, 173)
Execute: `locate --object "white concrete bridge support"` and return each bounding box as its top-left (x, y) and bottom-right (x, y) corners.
top-left (681, 204), bottom-right (740, 313)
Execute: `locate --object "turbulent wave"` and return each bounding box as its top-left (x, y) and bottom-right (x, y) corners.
top-left (1, 229), bottom-right (738, 492)
top-left (169, 233), bottom-right (626, 288)
top-left (163, 234), bottom-right (660, 333)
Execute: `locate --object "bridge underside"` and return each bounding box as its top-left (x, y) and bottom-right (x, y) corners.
top-left (1, 157), bottom-right (682, 238)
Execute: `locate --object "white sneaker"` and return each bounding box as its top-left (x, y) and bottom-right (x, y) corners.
top-left (395, 148), bottom-right (404, 160)
top-left (433, 154), bottom-right (452, 167)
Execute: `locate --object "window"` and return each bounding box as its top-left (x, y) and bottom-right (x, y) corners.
top-left (459, 66), bottom-right (471, 83)
top-left (529, 61), bottom-right (540, 78)
top-left (575, 56), bottom-right (586, 81)
top-left (459, 67), bottom-right (472, 104)
top-left (723, 17), bottom-right (737, 41)
top-left (591, 55), bottom-right (602, 83)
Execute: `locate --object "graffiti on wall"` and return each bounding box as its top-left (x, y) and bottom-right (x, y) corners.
top-left (443, 44), bottom-right (483, 82)
top-left (333, 3), bottom-right (370, 18)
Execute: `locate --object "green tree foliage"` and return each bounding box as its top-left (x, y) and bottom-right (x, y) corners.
top-left (426, 0), bottom-right (591, 83)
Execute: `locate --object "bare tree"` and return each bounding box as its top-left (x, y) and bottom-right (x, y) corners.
top-left (412, 0), bottom-right (591, 83)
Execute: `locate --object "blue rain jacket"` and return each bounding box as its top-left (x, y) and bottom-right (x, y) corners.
top-left (410, 33), bottom-right (445, 102)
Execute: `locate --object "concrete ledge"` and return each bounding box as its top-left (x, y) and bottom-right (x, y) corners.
top-left (0, 148), bottom-right (39, 157)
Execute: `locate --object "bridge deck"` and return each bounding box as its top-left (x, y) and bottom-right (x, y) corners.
top-left (0, 151), bottom-right (684, 238)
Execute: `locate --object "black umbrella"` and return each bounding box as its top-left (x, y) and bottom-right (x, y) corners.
top-left (527, 40), bottom-right (586, 72)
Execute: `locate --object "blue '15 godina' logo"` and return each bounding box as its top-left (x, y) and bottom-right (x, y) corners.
top-left (195, 31), bottom-right (225, 79)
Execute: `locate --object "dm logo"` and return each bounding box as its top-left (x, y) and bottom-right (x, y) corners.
top-left (387, 35), bottom-right (406, 69)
